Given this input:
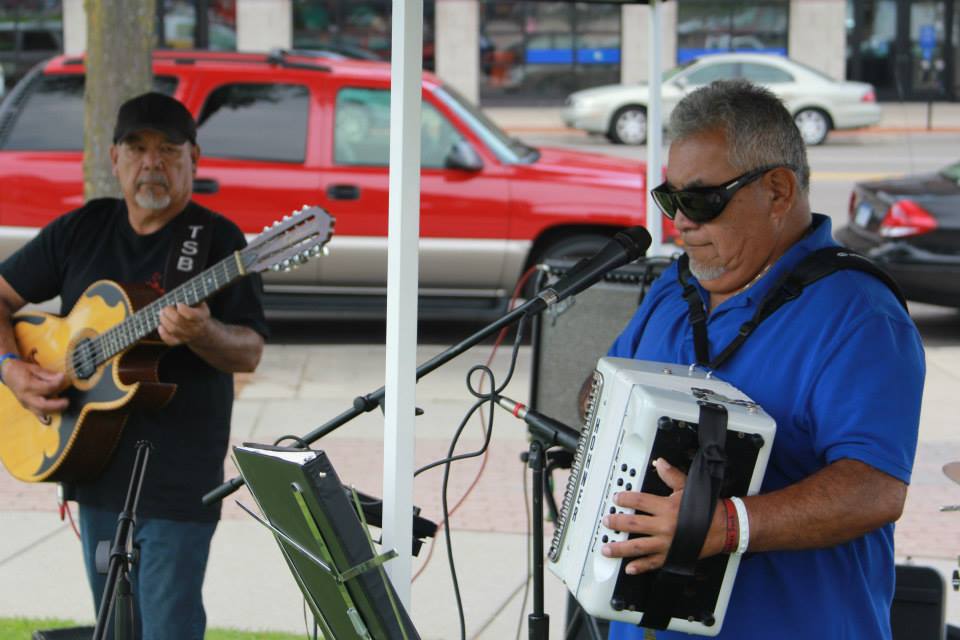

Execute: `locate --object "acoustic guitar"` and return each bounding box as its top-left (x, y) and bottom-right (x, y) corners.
top-left (0, 206), bottom-right (334, 483)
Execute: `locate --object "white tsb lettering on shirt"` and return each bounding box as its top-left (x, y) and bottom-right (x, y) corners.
top-left (176, 225), bottom-right (204, 271)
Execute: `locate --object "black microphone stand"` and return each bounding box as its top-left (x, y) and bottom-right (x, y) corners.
top-left (522, 436), bottom-right (551, 639)
top-left (204, 224), bottom-right (651, 505)
top-left (93, 440), bottom-right (152, 640)
top-left (203, 295), bottom-right (551, 505)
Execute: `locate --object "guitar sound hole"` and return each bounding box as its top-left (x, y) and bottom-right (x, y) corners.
top-left (72, 339), bottom-right (97, 380)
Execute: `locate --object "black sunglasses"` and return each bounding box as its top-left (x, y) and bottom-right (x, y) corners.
top-left (651, 164), bottom-right (790, 224)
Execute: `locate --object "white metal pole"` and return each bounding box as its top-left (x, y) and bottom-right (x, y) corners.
top-left (646, 0), bottom-right (665, 255)
top-left (383, 0), bottom-right (423, 608)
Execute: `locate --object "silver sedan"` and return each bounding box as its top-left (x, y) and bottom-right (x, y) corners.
top-left (562, 52), bottom-right (881, 146)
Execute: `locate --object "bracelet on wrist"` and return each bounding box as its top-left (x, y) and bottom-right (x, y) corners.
top-left (721, 498), bottom-right (739, 554)
top-left (730, 496), bottom-right (750, 555)
top-left (0, 352), bottom-right (20, 385)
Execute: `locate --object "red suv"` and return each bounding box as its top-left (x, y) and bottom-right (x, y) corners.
top-left (0, 50), bottom-right (664, 319)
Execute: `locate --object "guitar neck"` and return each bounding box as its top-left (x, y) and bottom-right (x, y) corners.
top-left (94, 252), bottom-right (245, 362)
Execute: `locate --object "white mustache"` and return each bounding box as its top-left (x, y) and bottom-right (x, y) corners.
top-left (137, 174), bottom-right (169, 188)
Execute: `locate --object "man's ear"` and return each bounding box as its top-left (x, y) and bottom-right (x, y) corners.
top-left (109, 144), bottom-right (119, 177)
top-left (766, 166), bottom-right (798, 220)
top-left (190, 143), bottom-right (200, 174)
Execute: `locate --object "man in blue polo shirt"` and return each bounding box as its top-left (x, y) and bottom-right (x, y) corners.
top-left (602, 80), bottom-right (924, 639)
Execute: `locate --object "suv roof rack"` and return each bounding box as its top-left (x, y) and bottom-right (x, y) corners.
top-left (152, 49), bottom-right (332, 73)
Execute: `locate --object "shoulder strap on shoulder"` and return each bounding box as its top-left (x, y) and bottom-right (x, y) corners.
top-left (162, 203), bottom-right (215, 292)
top-left (677, 253), bottom-right (711, 366)
top-left (708, 247), bottom-right (907, 369)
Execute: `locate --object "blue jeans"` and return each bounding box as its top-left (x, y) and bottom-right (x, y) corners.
top-left (79, 504), bottom-right (217, 640)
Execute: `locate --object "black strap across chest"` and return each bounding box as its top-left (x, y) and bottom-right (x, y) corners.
top-left (677, 247), bottom-right (908, 370)
top-left (162, 206), bottom-right (214, 292)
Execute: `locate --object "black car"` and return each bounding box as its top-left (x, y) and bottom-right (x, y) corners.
top-left (836, 162), bottom-right (960, 308)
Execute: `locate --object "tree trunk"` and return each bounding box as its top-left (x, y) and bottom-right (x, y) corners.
top-left (83, 0), bottom-right (155, 200)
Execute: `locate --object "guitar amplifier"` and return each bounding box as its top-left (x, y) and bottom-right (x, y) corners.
top-left (529, 257), bottom-right (673, 428)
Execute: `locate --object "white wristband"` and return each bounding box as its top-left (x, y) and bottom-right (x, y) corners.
top-left (730, 496), bottom-right (750, 555)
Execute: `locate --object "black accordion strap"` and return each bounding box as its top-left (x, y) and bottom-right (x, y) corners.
top-left (639, 402), bottom-right (728, 630)
top-left (681, 247), bottom-right (908, 371)
top-left (677, 254), bottom-right (710, 366)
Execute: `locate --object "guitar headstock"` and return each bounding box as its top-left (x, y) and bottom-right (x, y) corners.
top-left (241, 206), bottom-right (335, 274)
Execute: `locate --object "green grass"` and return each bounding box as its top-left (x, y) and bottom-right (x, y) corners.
top-left (0, 617), bottom-right (315, 639)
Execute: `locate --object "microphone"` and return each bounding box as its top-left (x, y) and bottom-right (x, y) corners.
top-left (494, 395), bottom-right (580, 452)
top-left (538, 225), bottom-right (652, 305)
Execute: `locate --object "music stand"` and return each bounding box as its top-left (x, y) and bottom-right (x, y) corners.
top-left (232, 443), bottom-right (420, 640)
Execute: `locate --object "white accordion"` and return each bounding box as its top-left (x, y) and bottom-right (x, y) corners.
top-left (548, 357), bottom-right (776, 636)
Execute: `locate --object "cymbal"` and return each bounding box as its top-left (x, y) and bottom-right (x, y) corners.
top-left (944, 461), bottom-right (960, 486)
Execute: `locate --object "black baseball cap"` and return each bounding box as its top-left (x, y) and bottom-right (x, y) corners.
top-left (113, 92), bottom-right (197, 145)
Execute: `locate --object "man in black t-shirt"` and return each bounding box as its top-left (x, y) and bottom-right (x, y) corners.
top-left (0, 92), bottom-right (268, 639)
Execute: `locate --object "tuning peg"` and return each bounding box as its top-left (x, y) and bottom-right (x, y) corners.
top-left (271, 264), bottom-right (282, 272)
top-left (322, 246), bottom-right (330, 256)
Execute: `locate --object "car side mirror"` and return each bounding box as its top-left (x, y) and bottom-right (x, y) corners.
top-left (673, 76), bottom-right (688, 89)
top-left (445, 140), bottom-right (483, 172)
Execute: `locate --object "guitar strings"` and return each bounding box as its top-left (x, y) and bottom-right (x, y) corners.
top-left (65, 257), bottom-right (241, 379)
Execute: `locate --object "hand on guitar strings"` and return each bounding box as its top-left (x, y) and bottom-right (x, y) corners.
top-left (599, 458), bottom-right (726, 575)
top-left (157, 302), bottom-right (212, 347)
top-left (2, 358), bottom-right (69, 420)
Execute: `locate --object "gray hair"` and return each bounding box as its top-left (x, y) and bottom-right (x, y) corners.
top-left (668, 79), bottom-right (810, 193)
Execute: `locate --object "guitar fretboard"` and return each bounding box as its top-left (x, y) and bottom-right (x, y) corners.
top-left (90, 253), bottom-right (243, 365)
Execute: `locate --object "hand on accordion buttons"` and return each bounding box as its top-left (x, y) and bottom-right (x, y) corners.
top-left (600, 458), bottom-right (726, 575)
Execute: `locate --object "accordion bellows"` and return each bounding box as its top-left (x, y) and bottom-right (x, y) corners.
top-left (548, 357), bottom-right (776, 636)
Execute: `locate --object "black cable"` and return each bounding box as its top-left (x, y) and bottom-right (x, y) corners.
top-left (412, 315), bottom-right (529, 640)
top-left (273, 434), bottom-right (311, 448)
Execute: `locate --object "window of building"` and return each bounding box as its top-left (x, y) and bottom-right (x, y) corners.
top-left (197, 83), bottom-right (309, 162)
top-left (1, 74), bottom-right (177, 151)
top-left (292, 1), bottom-right (435, 68)
top-left (0, 0), bottom-right (63, 87)
top-left (676, 1), bottom-right (789, 63)
top-left (333, 87), bottom-right (465, 168)
top-left (158, 0), bottom-right (236, 51)
top-left (480, 1), bottom-right (621, 105)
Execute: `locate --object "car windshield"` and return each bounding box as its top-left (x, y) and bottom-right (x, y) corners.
top-left (433, 84), bottom-right (539, 164)
top-left (664, 60), bottom-right (695, 81)
top-left (940, 162), bottom-right (960, 182)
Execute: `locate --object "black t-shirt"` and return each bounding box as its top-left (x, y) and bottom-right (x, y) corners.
top-left (0, 198), bottom-right (269, 521)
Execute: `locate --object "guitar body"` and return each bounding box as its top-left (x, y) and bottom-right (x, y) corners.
top-left (0, 280), bottom-right (175, 483)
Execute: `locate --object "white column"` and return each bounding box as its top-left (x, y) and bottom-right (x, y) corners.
top-left (789, 0), bottom-right (846, 79)
top-left (383, 0), bottom-right (422, 610)
top-left (236, 0), bottom-right (292, 52)
top-left (646, 0), bottom-right (665, 255)
top-left (436, 0), bottom-right (479, 104)
top-left (621, 1), bottom-right (676, 84)
top-left (62, 0), bottom-right (86, 55)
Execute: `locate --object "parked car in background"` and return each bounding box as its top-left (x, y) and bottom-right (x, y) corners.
top-left (562, 53), bottom-right (881, 146)
top-left (0, 51), bottom-right (666, 320)
top-left (836, 162), bottom-right (960, 307)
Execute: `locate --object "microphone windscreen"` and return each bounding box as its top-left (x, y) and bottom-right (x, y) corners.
top-left (613, 226), bottom-right (652, 260)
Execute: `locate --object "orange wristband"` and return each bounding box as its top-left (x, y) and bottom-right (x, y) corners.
top-left (721, 498), bottom-right (739, 554)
